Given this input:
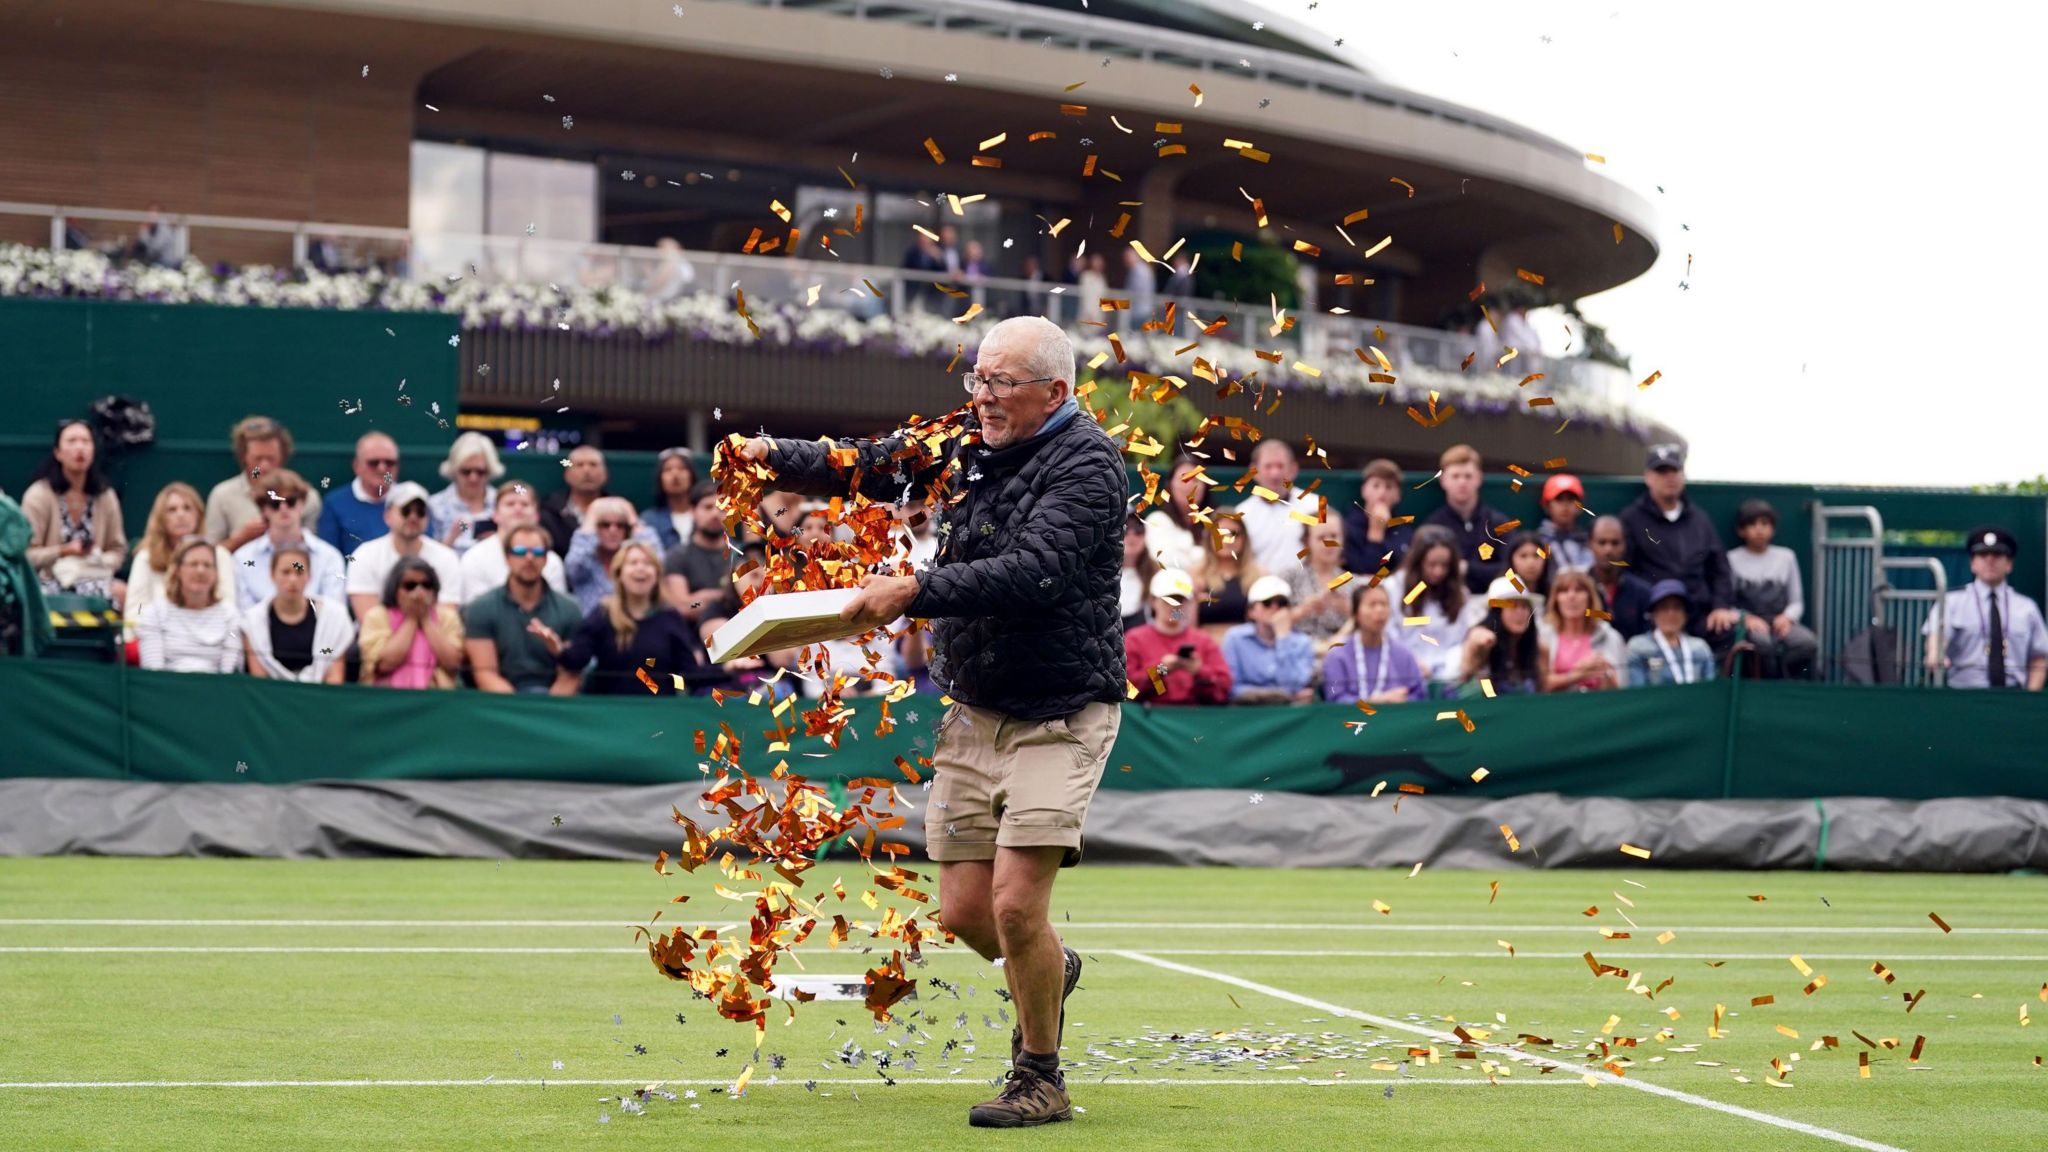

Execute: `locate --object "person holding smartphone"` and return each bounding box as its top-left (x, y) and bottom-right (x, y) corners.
top-left (1123, 568), bottom-right (1232, 705)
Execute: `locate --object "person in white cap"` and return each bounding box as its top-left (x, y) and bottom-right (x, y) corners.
top-left (1123, 568), bottom-right (1232, 705)
top-left (345, 480), bottom-right (463, 621)
top-left (1222, 573), bottom-right (1317, 703)
top-left (1460, 575), bottom-right (1552, 695)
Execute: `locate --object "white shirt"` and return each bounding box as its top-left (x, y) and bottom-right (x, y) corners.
top-left (345, 534), bottom-right (464, 605)
top-left (232, 533), bottom-right (348, 609)
top-left (137, 600), bottom-right (242, 673)
top-left (1235, 486), bottom-right (1319, 575)
top-left (456, 535), bottom-right (568, 606)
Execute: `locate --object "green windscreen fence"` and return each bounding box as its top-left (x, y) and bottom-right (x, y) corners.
top-left (1, 660), bottom-right (2039, 800)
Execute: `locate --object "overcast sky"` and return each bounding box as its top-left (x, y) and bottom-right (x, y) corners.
top-left (1243, 1), bottom-right (2036, 488)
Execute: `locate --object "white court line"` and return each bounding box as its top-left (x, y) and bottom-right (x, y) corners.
top-left (2, 918), bottom-right (2042, 935)
top-left (0, 1076), bottom-right (1554, 1091)
top-left (1116, 950), bottom-right (1906, 1152)
top-left (4, 946), bottom-right (2043, 963)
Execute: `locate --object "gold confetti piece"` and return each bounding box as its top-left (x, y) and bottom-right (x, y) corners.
top-left (1620, 844), bottom-right (1652, 859)
top-left (769, 198), bottom-right (791, 222)
top-left (1600, 1014), bottom-right (1620, 1035)
top-left (978, 131), bottom-right (1007, 151)
top-left (1497, 940), bottom-right (1515, 957)
top-left (1488, 881), bottom-right (1499, 904)
top-left (1292, 360), bottom-right (1322, 377)
top-left (1060, 102), bottom-right (1088, 115)
top-left (1790, 955), bottom-right (1813, 977)
top-left (1613, 222), bottom-right (1624, 244)
top-left (953, 302), bottom-right (983, 325)
top-left (971, 155), bottom-right (1003, 168)
top-left (1407, 862), bottom-right (1424, 878)
top-left (1638, 370), bottom-right (1662, 390)
top-left (1028, 131), bottom-right (1058, 143)
top-left (1292, 239), bottom-right (1322, 257)
top-left (1585, 152), bottom-right (1606, 163)
top-left (1859, 1051), bottom-right (1871, 1079)
top-left (1081, 154), bottom-right (1098, 176)
top-left (1752, 994), bottom-right (1776, 1006)
top-left (1402, 580), bottom-right (1428, 605)
top-left (1237, 147), bottom-right (1271, 163)
top-left (947, 193), bottom-right (965, 215)
top-left (1749, 894), bottom-right (1768, 902)
top-left (1582, 906), bottom-right (1599, 917)
top-left (1775, 1024), bottom-right (1800, 1039)
top-left (1872, 961), bottom-right (1896, 985)
top-left (1372, 900), bottom-right (1392, 915)
top-left (1929, 912), bottom-right (1952, 933)
top-left (1804, 976), bottom-right (1828, 995)
top-left (1470, 767), bottom-right (1489, 782)
top-left (1911, 1035), bottom-right (1927, 1061)
top-left (804, 283), bottom-right (821, 307)
top-left (1478, 679), bottom-right (1496, 699)
top-left (922, 137), bottom-right (946, 164)
top-left (1515, 267), bottom-right (1545, 285)
top-left (1362, 235), bottom-right (1393, 259)
top-left (911, 224), bottom-right (940, 243)
top-left (1402, 615), bottom-right (1430, 626)
top-left (1499, 825), bottom-right (1521, 853)
top-left (1657, 931), bottom-right (1676, 945)
top-left (837, 165), bottom-right (859, 189)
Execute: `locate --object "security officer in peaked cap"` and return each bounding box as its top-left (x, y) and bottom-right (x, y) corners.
top-left (1924, 525), bottom-right (2047, 690)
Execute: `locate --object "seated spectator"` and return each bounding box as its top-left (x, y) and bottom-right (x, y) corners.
top-left (457, 482), bottom-right (567, 606)
top-left (561, 540), bottom-right (710, 694)
top-left (316, 431), bottom-right (400, 556)
top-left (1421, 443), bottom-right (1507, 593)
top-left (660, 480), bottom-right (735, 619)
top-left (242, 544), bottom-right (352, 684)
top-left (462, 525), bottom-right (583, 695)
top-left (568, 496), bottom-right (662, 613)
top-left (1143, 455), bottom-right (1210, 574)
top-left (22, 419), bottom-right (126, 598)
top-left (1235, 440), bottom-right (1319, 575)
top-left (357, 557), bottom-right (464, 689)
top-left (1321, 582), bottom-right (1426, 704)
top-left (1125, 569), bottom-right (1232, 705)
top-left (232, 469), bottom-right (347, 610)
top-left (427, 431), bottom-right (503, 555)
top-left (1728, 498), bottom-right (1818, 680)
top-left (1119, 513), bottom-right (1159, 630)
top-left (1287, 517), bottom-right (1354, 645)
top-left (1541, 570), bottom-right (1625, 692)
top-left (539, 444), bottom-right (613, 556)
top-left (1387, 527), bottom-right (1470, 685)
top-left (1620, 443), bottom-right (1741, 658)
top-left (137, 539), bottom-right (241, 673)
top-left (1627, 580), bottom-right (1717, 686)
top-left (643, 447), bottom-right (701, 552)
top-left (203, 416), bottom-right (322, 552)
top-left (1588, 514), bottom-right (1653, 638)
top-left (346, 482), bottom-right (464, 620)
top-left (1223, 575), bottom-right (1317, 703)
top-left (1196, 513), bottom-right (1261, 631)
top-left (1341, 457), bottom-right (1414, 575)
top-left (1502, 529), bottom-right (1552, 619)
top-left (128, 482), bottom-right (232, 645)
top-left (1459, 577), bottom-right (1551, 696)
top-left (1537, 473), bottom-right (1593, 572)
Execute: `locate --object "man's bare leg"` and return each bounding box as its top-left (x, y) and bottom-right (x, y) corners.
top-left (936, 860), bottom-right (1000, 961)
top-left (991, 845), bottom-right (1066, 1055)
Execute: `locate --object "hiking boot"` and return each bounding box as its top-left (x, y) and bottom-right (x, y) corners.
top-left (1011, 945), bottom-right (1083, 1067)
top-left (968, 1065), bottom-right (1073, 1128)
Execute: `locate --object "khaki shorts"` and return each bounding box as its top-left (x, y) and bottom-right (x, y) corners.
top-left (924, 700), bottom-right (1120, 868)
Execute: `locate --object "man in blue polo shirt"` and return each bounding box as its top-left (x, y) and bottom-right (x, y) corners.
top-left (317, 431), bottom-right (399, 558)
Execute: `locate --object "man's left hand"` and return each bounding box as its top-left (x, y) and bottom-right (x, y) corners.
top-left (840, 573), bottom-right (920, 631)
top-left (1705, 607), bottom-right (1742, 632)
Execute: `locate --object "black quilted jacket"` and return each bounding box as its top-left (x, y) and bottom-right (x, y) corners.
top-left (767, 411), bottom-right (1127, 720)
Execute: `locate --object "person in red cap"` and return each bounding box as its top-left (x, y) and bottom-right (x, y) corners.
top-left (1537, 473), bottom-right (1594, 573)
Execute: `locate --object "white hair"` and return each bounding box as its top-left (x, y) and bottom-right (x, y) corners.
top-left (986, 315), bottom-right (1075, 399)
top-left (438, 430), bottom-right (505, 481)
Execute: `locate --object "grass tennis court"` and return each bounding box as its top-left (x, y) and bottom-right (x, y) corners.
top-left (2, 859), bottom-right (2042, 1151)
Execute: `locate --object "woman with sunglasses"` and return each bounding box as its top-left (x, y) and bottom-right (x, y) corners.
top-left (565, 496), bottom-right (661, 614)
top-left (559, 540), bottom-right (711, 694)
top-left (428, 431), bottom-right (504, 555)
top-left (357, 557), bottom-right (465, 689)
top-left (642, 448), bottom-right (700, 553)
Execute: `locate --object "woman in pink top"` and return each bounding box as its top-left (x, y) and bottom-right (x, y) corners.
top-left (1542, 569), bottom-right (1625, 692)
top-left (357, 557), bottom-right (465, 689)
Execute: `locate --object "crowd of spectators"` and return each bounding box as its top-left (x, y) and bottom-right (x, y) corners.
top-left (5, 416), bottom-right (2042, 698)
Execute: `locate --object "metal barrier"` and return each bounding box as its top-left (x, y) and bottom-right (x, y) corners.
top-left (1877, 557), bottom-right (1947, 688)
top-left (1811, 504), bottom-right (1882, 682)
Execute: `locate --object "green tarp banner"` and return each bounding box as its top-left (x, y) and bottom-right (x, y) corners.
top-left (1, 661), bottom-right (2041, 800)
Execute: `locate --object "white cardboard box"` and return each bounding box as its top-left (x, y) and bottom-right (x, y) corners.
top-left (706, 587), bottom-right (866, 662)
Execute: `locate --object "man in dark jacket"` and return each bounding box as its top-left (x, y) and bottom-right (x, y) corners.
top-left (1618, 443), bottom-right (1741, 654)
top-left (736, 316), bottom-right (1122, 1129)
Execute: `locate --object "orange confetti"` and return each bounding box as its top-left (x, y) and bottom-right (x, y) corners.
top-left (1389, 177), bottom-right (1415, 197)
top-left (1929, 912), bottom-right (1953, 933)
top-left (1371, 900), bottom-right (1392, 916)
top-left (922, 137), bottom-right (946, 164)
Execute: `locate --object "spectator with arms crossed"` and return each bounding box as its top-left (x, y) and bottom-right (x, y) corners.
top-left (462, 524), bottom-right (583, 695)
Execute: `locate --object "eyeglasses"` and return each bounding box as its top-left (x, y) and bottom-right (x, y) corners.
top-left (1257, 598), bottom-right (1291, 609)
top-left (364, 457), bottom-right (398, 469)
top-left (400, 580), bottom-right (434, 592)
top-left (398, 504), bottom-right (428, 518)
top-left (961, 372), bottom-right (1055, 398)
top-left (458, 467), bottom-right (489, 478)
top-left (271, 496), bottom-right (302, 507)
top-left (596, 520), bottom-right (629, 530)
top-left (506, 545), bottom-right (548, 558)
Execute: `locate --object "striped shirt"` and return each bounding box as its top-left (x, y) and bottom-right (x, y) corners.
top-left (137, 600), bottom-right (244, 674)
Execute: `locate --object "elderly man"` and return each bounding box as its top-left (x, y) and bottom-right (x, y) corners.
top-left (736, 315), bottom-right (1124, 1128)
top-left (344, 482), bottom-right (463, 620)
top-left (1618, 444), bottom-right (1741, 656)
top-left (204, 416), bottom-right (321, 551)
top-left (540, 445), bottom-right (612, 557)
top-left (1234, 439), bottom-right (1319, 576)
top-left (317, 431), bottom-right (399, 556)
top-left (1926, 525), bottom-right (2048, 690)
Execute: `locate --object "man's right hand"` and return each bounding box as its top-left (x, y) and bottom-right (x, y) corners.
top-left (737, 437), bottom-right (772, 464)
